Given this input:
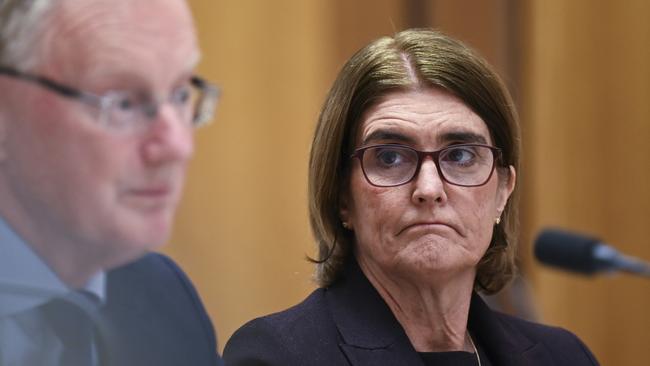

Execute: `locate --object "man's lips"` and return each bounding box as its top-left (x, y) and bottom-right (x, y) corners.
top-left (123, 186), bottom-right (177, 208)
top-left (129, 187), bottom-right (172, 197)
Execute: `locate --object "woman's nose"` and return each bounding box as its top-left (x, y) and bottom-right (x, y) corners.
top-left (411, 157), bottom-right (447, 205)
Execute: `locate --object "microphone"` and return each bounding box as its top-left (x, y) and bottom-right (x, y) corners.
top-left (534, 228), bottom-right (650, 277)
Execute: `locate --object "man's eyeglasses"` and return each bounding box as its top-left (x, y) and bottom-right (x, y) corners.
top-left (351, 143), bottom-right (503, 188)
top-left (0, 66), bottom-right (220, 132)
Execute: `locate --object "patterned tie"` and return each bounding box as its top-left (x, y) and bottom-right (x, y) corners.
top-left (41, 292), bottom-right (99, 366)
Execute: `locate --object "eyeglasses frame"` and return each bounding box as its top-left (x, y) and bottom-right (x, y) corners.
top-left (0, 65), bottom-right (220, 128)
top-left (350, 143), bottom-right (504, 188)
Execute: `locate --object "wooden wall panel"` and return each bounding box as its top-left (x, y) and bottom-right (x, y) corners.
top-left (526, 1), bottom-right (650, 364)
top-left (429, 0), bottom-right (513, 79)
top-left (330, 0), bottom-right (406, 72)
top-left (167, 0), bottom-right (334, 348)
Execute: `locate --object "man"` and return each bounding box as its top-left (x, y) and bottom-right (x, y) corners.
top-left (0, 0), bottom-right (222, 365)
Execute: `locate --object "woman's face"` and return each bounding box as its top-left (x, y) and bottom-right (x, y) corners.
top-left (341, 88), bottom-right (515, 284)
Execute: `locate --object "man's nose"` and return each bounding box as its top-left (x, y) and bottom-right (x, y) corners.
top-left (141, 103), bottom-right (194, 165)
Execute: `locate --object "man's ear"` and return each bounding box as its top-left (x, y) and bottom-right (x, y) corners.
top-left (0, 113), bottom-right (7, 162)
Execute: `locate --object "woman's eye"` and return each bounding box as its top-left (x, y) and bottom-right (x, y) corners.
top-left (444, 147), bottom-right (476, 165)
top-left (375, 148), bottom-right (405, 166)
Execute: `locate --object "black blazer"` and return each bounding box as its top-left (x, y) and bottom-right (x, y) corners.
top-left (99, 253), bottom-right (223, 366)
top-left (224, 260), bottom-right (598, 365)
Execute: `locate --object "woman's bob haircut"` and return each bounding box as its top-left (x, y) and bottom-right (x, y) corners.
top-left (308, 28), bottom-right (520, 295)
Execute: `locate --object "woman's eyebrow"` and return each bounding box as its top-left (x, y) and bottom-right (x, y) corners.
top-left (361, 130), bottom-right (416, 145)
top-left (438, 131), bottom-right (488, 144)
top-left (362, 130), bottom-right (489, 146)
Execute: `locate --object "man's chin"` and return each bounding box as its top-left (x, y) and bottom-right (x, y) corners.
top-left (105, 218), bottom-right (172, 261)
top-left (133, 221), bottom-right (173, 249)
top-left (100, 231), bottom-right (170, 270)
top-left (129, 207), bottom-right (175, 241)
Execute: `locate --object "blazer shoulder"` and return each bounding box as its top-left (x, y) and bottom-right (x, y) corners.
top-left (223, 314), bottom-right (297, 366)
top-left (224, 288), bottom-right (344, 366)
top-left (112, 252), bottom-right (181, 277)
top-left (494, 312), bottom-right (599, 365)
top-left (106, 252), bottom-right (222, 366)
top-left (110, 253), bottom-right (201, 300)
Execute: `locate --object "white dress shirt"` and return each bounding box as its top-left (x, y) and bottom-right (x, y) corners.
top-left (0, 217), bottom-right (105, 366)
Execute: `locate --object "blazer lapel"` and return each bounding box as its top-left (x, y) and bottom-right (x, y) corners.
top-left (469, 293), bottom-right (555, 366)
top-left (326, 260), bottom-right (424, 366)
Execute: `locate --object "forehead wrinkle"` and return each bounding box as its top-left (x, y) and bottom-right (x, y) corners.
top-left (44, 0), bottom-right (198, 88)
top-left (359, 116), bottom-right (421, 146)
top-left (52, 0), bottom-right (194, 35)
top-left (359, 95), bottom-right (457, 143)
top-left (359, 91), bottom-right (492, 149)
top-left (48, 1), bottom-right (127, 48)
top-left (52, 3), bottom-right (195, 53)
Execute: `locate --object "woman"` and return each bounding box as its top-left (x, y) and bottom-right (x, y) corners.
top-left (224, 29), bottom-right (599, 366)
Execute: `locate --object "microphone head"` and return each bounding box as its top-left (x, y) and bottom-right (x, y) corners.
top-left (534, 229), bottom-right (602, 275)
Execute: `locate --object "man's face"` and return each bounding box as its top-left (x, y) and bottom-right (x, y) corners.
top-left (0, 0), bottom-right (199, 269)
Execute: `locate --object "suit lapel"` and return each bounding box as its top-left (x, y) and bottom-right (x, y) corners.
top-left (326, 260), bottom-right (424, 366)
top-left (100, 256), bottom-right (188, 366)
top-left (469, 293), bottom-right (556, 366)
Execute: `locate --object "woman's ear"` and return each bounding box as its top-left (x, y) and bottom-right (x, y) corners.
top-left (339, 192), bottom-right (353, 230)
top-left (496, 165), bottom-right (516, 212)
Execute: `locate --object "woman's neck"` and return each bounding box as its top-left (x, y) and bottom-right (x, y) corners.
top-left (357, 256), bottom-right (477, 352)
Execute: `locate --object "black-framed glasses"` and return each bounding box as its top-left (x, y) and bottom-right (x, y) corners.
top-left (351, 143), bottom-right (503, 187)
top-left (0, 66), bottom-right (220, 132)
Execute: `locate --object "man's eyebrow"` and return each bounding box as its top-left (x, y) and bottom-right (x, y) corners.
top-left (437, 131), bottom-right (488, 145)
top-left (361, 130), bottom-right (417, 146)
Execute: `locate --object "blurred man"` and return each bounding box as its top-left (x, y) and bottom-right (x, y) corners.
top-left (0, 0), bottom-right (222, 365)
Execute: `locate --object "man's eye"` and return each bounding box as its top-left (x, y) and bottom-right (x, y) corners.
top-left (117, 97), bottom-right (135, 110)
top-left (172, 85), bottom-right (192, 105)
top-left (109, 92), bottom-right (140, 112)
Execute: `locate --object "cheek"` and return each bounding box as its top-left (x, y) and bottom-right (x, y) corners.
top-left (21, 102), bottom-right (134, 206)
top-left (348, 173), bottom-right (406, 251)
top-left (459, 184), bottom-right (499, 247)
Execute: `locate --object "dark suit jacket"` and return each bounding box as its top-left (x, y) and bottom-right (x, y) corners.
top-left (99, 253), bottom-right (223, 366)
top-left (224, 260), bottom-right (599, 365)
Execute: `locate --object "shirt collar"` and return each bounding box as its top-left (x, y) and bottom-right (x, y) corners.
top-left (0, 216), bottom-right (106, 317)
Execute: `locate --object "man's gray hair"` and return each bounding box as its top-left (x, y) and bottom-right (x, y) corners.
top-left (0, 0), bottom-right (55, 70)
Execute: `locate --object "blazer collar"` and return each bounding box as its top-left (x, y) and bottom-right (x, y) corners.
top-left (468, 292), bottom-right (556, 365)
top-left (326, 259), bottom-right (423, 365)
top-left (326, 259), bottom-right (555, 366)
